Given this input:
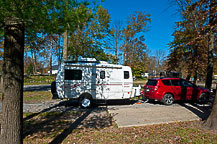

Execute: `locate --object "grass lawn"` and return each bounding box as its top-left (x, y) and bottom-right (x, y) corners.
top-left (24, 75), bottom-right (56, 85)
top-left (23, 110), bottom-right (217, 144)
top-left (23, 91), bottom-right (54, 103)
top-left (0, 91), bottom-right (54, 104)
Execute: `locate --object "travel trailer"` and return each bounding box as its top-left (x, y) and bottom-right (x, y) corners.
top-left (51, 58), bottom-right (141, 108)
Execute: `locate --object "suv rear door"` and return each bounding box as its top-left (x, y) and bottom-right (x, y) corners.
top-left (161, 79), bottom-right (182, 100)
top-left (170, 79), bottom-right (182, 100)
top-left (145, 79), bottom-right (158, 98)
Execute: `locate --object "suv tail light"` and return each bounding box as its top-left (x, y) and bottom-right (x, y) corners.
top-left (154, 86), bottom-right (160, 91)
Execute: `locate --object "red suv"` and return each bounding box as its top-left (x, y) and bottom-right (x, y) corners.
top-left (142, 78), bottom-right (210, 105)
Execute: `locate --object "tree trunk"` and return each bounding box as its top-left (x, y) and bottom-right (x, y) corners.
top-left (123, 51), bottom-right (126, 65)
top-left (186, 73), bottom-right (191, 81)
top-left (58, 34), bottom-right (62, 66)
top-left (205, 0), bottom-right (215, 90)
top-left (205, 32), bottom-right (214, 90)
top-left (50, 39), bottom-right (53, 75)
top-left (193, 46), bottom-right (198, 84)
top-left (193, 71), bottom-right (197, 84)
top-left (1, 17), bottom-right (24, 144)
top-left (202, 0), bottom-right (216, 132)
top-left (203, 83), bottom-right (217, 131)
top-left (63, 30), bottom-right (68, 60)
top-left (33, 51), bottom-right (37, 75)
top-left (30, 49), bottom-right (35, 75)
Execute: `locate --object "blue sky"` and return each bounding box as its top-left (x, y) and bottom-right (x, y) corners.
top-left (101, 0), bottom-right (181, 56)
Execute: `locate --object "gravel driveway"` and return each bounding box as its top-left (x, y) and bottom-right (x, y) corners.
top-left (108, 101), bottom-right (211, 127)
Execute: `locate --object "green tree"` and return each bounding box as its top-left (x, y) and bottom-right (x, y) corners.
top-left (26, 63), bottom-right (34, 75)
top-left (168, 0), bottom-right (217, 130)
top-left (0, 0), bottom-right (93, 143)
top-left (68, 7), bottom-right (113, 61)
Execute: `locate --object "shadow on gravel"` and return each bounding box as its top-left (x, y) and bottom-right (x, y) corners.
top-left (24, 106), bottom-right (75, 138)
top-left (48, 107), bottom-right (113, 144)
top-left (179, 102), bottom-right (212, 120)
top-left (97, 99), bottom-right (138, 106)
top-left (23, 100), bottom-right (113, 143)
top-left (178, 91), bottom-right (215, 120)
top-left (49, 109), bottom-right (93, 144)
top-left (24, 103), bottom-right (61, 121)
top-left (23, 100), bottom-right (78, 121)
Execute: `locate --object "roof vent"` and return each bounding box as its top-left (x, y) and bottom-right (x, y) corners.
top-left (78, 57), bottom-right (97, 61)
top-left (100, 61), bottom-right (108, 64)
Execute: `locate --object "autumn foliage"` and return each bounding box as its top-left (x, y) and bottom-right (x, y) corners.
top-left (121, 11), bottom-right (151, 76)
top-left (167, 0), bottom-right (216, 84)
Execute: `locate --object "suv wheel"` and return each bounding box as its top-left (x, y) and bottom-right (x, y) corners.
top-left (198, 93), bottom-right (208, 104)
top-left (162, 93), bottom-right (174, 105)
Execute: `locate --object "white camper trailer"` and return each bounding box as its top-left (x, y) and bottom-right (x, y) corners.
top-left (51, 58), bottom-right (141, 108)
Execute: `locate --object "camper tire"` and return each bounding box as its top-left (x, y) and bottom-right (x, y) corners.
top-left (79, 94), bottom-right (92, 109)
top-left (51, 81), bottom-right (56, 94)
top-left (51, 81), bottom-right (58, 99)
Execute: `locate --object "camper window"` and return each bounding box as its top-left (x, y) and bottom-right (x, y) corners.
top-left (65, 69), bottom-right (82, 80)
top-left (124, 71), bottom-right (129, 79)
top-left (100, 71), bottom-right (105, 79)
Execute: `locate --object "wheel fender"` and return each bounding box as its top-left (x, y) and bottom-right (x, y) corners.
top-left (79, 93), bottom-right (92, 100)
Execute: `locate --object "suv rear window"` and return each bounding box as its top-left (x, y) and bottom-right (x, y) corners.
top-left (171, 80), bottom-right (181, 86)
top-left (147, 80), bottom-right (157, 86)
top-left (162, 80), bottom-right (171, 86)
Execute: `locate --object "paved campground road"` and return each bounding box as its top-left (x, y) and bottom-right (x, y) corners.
top-left (0, 84), bottom-right (51, 112)
top-left (24, 84), bottom-right (51, 91)
top-left (108, 101), bottom-right (211, 127)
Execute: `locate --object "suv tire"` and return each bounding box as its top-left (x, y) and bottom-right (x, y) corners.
top-left (198, 93), bottom-right (208, 104)
top-left (162, 93), bottom-right (174, 105)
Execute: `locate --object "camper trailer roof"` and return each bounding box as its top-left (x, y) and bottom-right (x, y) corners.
top-left (64, 60), bottom-right (100, 64)
top-left (64, 58), bottom-right (99, 64)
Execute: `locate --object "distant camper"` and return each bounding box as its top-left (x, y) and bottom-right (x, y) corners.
top-left (51, 58), bottom-right (141, 108)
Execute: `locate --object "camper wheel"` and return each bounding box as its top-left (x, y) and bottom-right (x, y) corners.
top-left (51, 81), bottom-right (57, 94)
top-left (79, 94), bottom-right (92, 109)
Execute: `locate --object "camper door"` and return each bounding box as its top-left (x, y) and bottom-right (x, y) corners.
top-left (123, 69), bottom-right (133, 98)
top-left (95, 68), bottom-right (110, 100)
top-left (108, 68), bottom-right (124, 99)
